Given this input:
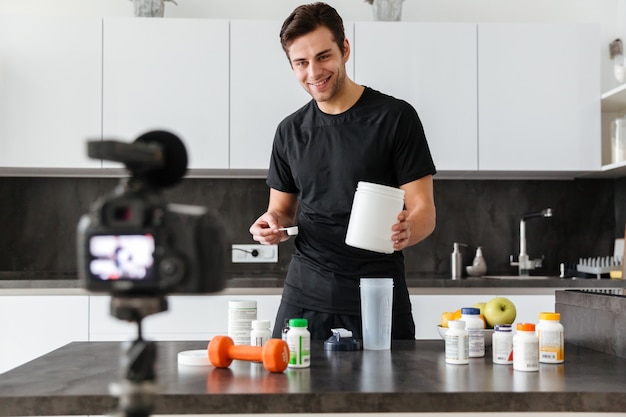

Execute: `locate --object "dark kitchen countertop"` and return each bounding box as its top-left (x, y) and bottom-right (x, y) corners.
top-left (1, 339), bottom-right (625, 415)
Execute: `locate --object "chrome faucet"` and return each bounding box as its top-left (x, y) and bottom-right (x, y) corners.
top-left (510, 208), bottom-right (553, 275)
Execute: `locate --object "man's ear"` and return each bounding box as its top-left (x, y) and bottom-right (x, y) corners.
top-left (343, 38), bottom-right (351, 62)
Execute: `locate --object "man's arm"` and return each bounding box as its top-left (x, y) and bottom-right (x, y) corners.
top-left (392, 175), bottom-right (436, 251)
top-left (249, 188), bottom-right (298, 245)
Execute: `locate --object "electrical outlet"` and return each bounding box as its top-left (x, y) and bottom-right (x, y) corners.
top-left (231, 244), bottom-right (278, 263)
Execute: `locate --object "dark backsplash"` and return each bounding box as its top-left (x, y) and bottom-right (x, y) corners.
top-left (0, 176), bottom-right (623, 278)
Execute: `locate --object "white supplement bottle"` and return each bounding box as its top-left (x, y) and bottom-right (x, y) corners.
top-left (492, 324), bottom-right (513, 365)
top-left (228, 300), bottom-right (257, 345)
top-left (537, 312), bottom-right (564, 364)
top-left (250, 319), bottom-right (271, 347)
top-left (513, 323), bottom-right (539, 372)
top-left (460, 307), bottom-right (485, 358)
top-left (445, 320), bottom-right (469, 365)
top-left (287, 318), bottom-right (311, 368)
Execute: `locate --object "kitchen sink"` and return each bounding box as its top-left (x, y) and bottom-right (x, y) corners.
top-left (482, 275), bottom-right (557, 280)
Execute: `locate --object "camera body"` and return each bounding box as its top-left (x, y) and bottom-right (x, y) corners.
top-left (77, 131), bottom-right (226, 296)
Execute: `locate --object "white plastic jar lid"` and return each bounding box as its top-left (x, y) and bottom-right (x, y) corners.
top-left (177, 349), bottom-right (210, 366)
top-left (356, 181), bottom-right (405, 199)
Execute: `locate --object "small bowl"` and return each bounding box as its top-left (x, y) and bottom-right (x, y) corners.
top-left (437, 325), bottom-right (494, 346)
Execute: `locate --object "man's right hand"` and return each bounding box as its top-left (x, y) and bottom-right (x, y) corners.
top-left (249, 212), bottom-right (287, 245)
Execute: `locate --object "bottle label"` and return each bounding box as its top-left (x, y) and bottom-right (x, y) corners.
top-left (288, 333), bottom-right (310, 367)
top-left (514, 338), bottom-right (539, 371)
top-left (538, 329), bottom-right (564, 362)
top-left (493, 334), bottom-right (514, 364)
top-left (467, 327), bottom-right (485, 357)
top-left (445, 333), bottom-right (469, 362)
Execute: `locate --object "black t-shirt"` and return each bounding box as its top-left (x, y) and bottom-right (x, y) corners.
top-left (267, 87), bottom-right (436, 315)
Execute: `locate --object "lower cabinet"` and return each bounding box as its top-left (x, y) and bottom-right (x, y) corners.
top-left (0, 292), bottom-right (555, 373)
top-left (0, 295), bottom-right (89, 373)
top-left (88, 294), bottom-right (283, 342)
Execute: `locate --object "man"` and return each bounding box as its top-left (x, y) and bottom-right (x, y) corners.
top-left (249, 2), bottom-right (436, 340)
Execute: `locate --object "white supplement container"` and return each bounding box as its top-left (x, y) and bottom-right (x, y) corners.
top-left (345, 182), bottom-right (405, 254)
top-left (445, 320), bottom-right (469, 365)
top-left (460, 307), bottom-right (484, 358)
top-left (537, 312), bottom-right (564, 364)
top-left (250, 319), bottom-right (271, 347)
top-left (513, 323), bottom-right (539, 372)
top-left (492, 324), bottom-right (513, 365)
top-left (287, 318), bottom-right (311, 368)
top-left (228, 300), bottom-right (257, 345)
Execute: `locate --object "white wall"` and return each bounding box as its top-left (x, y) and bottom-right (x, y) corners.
top-left (0, 0), bottom-right (623, 91)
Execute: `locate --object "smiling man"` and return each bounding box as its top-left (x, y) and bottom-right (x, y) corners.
top-left (249, 2), bottom-right (437, 341)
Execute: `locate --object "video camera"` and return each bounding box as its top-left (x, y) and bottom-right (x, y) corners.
top-left (77, 130), bottom-right (226, 296)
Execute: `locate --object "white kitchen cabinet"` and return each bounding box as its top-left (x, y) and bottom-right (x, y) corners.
top-left (229, 21), bottom-right (354, 170)
top-left (102, 18), bottom-right (229, 169)
top-left (478, 23), bottom-right (600, 173)
top-left (0, 16), bottom-right (102, 169)
top-left (353, 22), bottom-right (478, 171)
top-left (410, 293), bottom-right (555, 340)
top-left (89, 294), bottom-right (281, 341)
top-left (0, 295), bottom-right (89, 373)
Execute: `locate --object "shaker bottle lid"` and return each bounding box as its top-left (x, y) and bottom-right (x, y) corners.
top-left (324, 328), bottom-right (362, 351)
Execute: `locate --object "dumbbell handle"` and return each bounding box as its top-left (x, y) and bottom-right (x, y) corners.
top-left (226, 344), bottom-right (263, 362)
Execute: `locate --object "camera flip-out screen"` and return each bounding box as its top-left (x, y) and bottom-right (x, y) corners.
top-left (89, 234), bottom-right (155, 281)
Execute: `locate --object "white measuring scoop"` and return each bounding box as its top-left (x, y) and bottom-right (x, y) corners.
top-left (277, 226), bottom-right (299, 236)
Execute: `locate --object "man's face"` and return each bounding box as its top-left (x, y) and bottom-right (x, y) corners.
top-left (286, 26), bottom-right (349, 105)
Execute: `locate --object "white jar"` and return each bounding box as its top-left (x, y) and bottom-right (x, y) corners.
top-left (513, 323), bottom-right (539, 372)
top-left (250, 319), bottom-right (271, 347)
top-left (228, 300), bottom-right (257, 345)
top-left (345, 182), bottom-right (405, 254)
top-left (445, 320), bottom-right (469, 365)
top-left (460, 307), bottom-right (484, 358)
top-left (287, 318), bottom-right (311, 368)
top-left (537, 312), bottom-right (564, 364)
top-left (492, 324), bottom-right (513, 365)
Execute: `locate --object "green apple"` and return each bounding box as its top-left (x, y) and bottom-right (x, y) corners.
top-left (483, 297), bottom-right (516, 328)
top-left (472, 302), bottom-right (486, 316)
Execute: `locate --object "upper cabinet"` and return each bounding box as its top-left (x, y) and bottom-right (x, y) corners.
top-left (102, 18), bottom-right (229, 169)
top-left (0, 16), bottom-right (102, 169)
top-left (353, 22), bottom-right (478, 172)
top-left (229, 20), bottom-right (311, 170)
top-left (0, 17), bottom-right (603, 177)
top-left (478, 23), bottom-right (600, 173)
top-left (229, 21), bottom-right (354, 170)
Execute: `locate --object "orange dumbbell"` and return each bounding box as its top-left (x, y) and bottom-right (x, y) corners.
top-left (208, 336), bottom-right (290, 373)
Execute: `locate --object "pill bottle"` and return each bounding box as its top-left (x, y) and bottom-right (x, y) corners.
top-left (345, 182), bottom-right (405, 254)
top-left (228, 300), bottom-right (257, 345)
top-left (537, 312), bottom-right (564, 364)
top-left (460, 307), bottom-right (484, 358)
top-left (250, 319), bottom-right (271, 347)
top-left (513, 323), bottom-right (539, 372)
top-left (445, 320), bottom-right (469, 365)
top-left (492, 324), bottom-right (513, 365)
top-left (287, 318), bottom-right (311, 368)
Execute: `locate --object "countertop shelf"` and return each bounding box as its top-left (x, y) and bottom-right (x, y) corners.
top-left (1, 340), bottom-right (625, 415)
